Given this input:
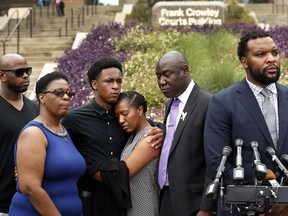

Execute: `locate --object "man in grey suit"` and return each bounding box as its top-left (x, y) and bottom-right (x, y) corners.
top-left (204, 29), bottom-right (288, 215)
top-left (155, 50), bottom-right (215, 216)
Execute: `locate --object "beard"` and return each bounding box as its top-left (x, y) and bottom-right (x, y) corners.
top-left (7, 81), bottom-right (28, 93)
top-left (247, 63), bottom-right (281, 85)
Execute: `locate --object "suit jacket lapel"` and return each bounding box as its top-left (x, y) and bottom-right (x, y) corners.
top-left (169, 84), bottom-right (200, 154)
top-left (275, 84), bottom-right (288, 153)
top-left (163, 100), bottom-right (172, 127)
top-left (238, 80), bottom-right (275, 147)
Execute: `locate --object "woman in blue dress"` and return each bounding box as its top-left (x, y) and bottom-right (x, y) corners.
top-left (9, 72), bottom-right (86, 216)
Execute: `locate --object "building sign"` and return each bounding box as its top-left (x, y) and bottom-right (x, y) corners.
top-left (152, 1), bottom-right (226, 26)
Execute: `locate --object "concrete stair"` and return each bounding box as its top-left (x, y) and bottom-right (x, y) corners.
top-left (0, 2), bottom-right (122, 97)
top-left (245, 3), bottom-right (288, 26)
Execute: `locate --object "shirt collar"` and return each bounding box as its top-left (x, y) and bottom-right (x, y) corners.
top-left (91, 98), bottom-right (114, 116)
top-left (246, 77), bottom-right (277, 96)
top-left (177, 80), bottom-right (195, 104)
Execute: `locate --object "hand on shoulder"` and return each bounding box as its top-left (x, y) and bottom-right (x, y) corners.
top-left (144, 126), bottom-right (163, 149)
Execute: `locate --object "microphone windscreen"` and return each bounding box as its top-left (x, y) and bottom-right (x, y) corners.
top-left (281, 154), bottom-right (288, 167)
top-left (235, 139), bottom-right (243, 147)
top-left (223, 146), bottom-right (232, 156)
top-left (262, 169), bottom-right (276, 185)
top-left (250, 141), bottom-right (258, 149)
top-left (265, 147), bottom-right (276, 159)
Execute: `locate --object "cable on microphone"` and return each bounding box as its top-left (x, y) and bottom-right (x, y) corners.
top-left (205, 146), bottom-right (232, 199)
top-left (250, 141), bottom-right (267, 181)
top-left (266, 147), bottom-right (288, 178)
top-left (233, 139), bottom-right (244, 184)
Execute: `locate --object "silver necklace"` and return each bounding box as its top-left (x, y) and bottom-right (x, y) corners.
top-left (39, 115), bottom-right (68, 141)
top-left (42, 124), bottom-right (68, 137)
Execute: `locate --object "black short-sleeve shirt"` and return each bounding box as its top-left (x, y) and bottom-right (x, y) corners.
top-left (62, 99), bottom-right (128, 174)
top-left (62, 99), bottom-right (130, 215)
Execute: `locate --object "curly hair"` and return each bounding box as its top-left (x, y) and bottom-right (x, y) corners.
top-left (87, 57), bottom-right (122, 86)
top-left (237, 29), bottom-right (272, 61)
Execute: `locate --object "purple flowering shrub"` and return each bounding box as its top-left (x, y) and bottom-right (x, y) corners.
top-left (269, 26), bottom-right (288, 58)
top-left (56, 22), bottom-right (288, 121)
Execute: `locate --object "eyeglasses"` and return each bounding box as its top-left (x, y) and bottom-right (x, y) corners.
top-left (42, 89), bottom-right (75, 98)
top-left (0, 67), bottom-right (32, 77)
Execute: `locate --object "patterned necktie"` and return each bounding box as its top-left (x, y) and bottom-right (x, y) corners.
top-left (158, 98), bottom-right (180, 189)
top-left (261, 89), bottom-right (277, 147)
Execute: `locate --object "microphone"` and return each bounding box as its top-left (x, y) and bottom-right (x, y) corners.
top-left (250, 141), bottom-right (267, 181)
top-left (266, 147), bottom-right (288, 178)
top-left (262, 169), bottom-right (280, 187)
top-left (233, 139), bottom-right (244, 184)
top-left (206, 146), bottom-right (232, 199)
top-left (281, 154), bottom-right (288, 185)
top-left (280, 154), bottom-right (288, 167)
top-left (262, 169), bottom-right (279, 199)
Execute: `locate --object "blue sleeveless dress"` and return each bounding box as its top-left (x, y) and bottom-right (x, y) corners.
top-left (9, 121), bottom-right (86, 216)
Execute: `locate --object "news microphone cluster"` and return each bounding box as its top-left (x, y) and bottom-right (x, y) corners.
top-left (205, 139), bottom-right (288, 215)
top-left (205, 140), bottom-right (288, 202)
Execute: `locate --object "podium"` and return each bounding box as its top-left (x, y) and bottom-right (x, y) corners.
top-left (224, 185), bottom-right (288, 215)
top-left (226, 185), bottom-right (288, 204)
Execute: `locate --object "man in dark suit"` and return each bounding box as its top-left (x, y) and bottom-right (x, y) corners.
top-left (155, 50), bottom-right (215, 216)
top-left (204, 29), bottom-right (288, 216)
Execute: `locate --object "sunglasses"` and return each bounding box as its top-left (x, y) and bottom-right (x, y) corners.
top-left (0, 67), bottom-right (32, 77)
top-left (42, 89), bottom-right (75, 98)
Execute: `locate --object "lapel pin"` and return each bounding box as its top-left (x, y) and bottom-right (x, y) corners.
top-left (181, 111), bottom-right (187, 121)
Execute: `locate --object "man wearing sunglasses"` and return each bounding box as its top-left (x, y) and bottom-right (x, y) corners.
top-left (0, 53), bottom-right (39, 215)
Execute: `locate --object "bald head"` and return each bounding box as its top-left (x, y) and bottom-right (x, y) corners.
top-left (157, 50), bottom-right (188, 67)
top-left (0, 53), bottom-right (27, 70)
top-left (155, 51), bottom-right (191, 98)
top-left (0, 53), bottom-right (30, 94)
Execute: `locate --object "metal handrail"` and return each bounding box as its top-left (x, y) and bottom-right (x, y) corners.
top-left (272, 0), bottom-right (288, 23)
top-left (59, 8), bottom-right (73, 37)
top-left (36, 2), bottom-right (96, 18)
top-left (2, 8), bottom-right (33, 54)
top-left (5, 9), bottom-right (19, 37)
top-left (59, 4), bottom-right (97, 37)
top-left (78, 7), bottom-right (85, 27)
top-left (87, 4), bottom-right (97, 16)
top-left (272, 0), bottom-right (287, 14)
top-left (38, 1), bottom-right (56, 18)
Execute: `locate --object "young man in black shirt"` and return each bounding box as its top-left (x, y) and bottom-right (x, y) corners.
top-left (62, 57), bottom-right (162, 216)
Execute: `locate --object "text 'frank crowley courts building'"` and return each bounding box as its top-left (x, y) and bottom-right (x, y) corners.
top-left (152, 1), bottom-right (226, 26)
